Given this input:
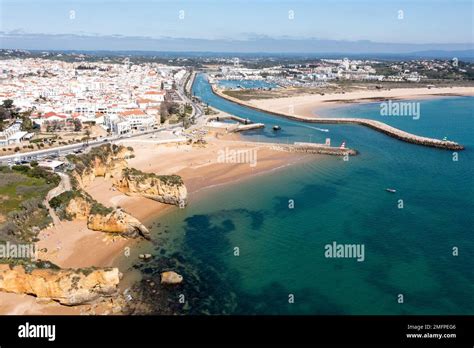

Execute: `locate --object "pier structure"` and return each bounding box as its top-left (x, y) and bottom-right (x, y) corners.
top-left (206, 114), bottom-right (264, 133)
top-left (211, 84), bottom-right (465, 151)
top-left (267, 140), bottom-right (357, 156)
top-left (300, 117), bottom-right (464, 151)
top-left (231, 123), bottom-right (265, 132)
top-left (207, 114), bottom-right (250, 124)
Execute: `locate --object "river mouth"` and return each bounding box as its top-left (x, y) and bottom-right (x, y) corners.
top-left (123, 74), bottom-right (474, 315)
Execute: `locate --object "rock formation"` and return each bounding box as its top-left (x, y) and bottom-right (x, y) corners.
top-left (161, 271), bottom-right (183, 285)
top-left (65, 195), bottom-right (91, 220)
top-left (0, 264), bottom-right (121, 305)
top-left (50, 190), bottom-right (150, 239)
top-left (115, 168), bottom-right (187, 207)
top-left (87, 209), bottom-right (150, 239)
top-left (69, 144), bottom-right (132, 189)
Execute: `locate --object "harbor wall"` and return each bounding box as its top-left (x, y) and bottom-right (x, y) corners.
top-left (210, 84), bottom-right (465, 151)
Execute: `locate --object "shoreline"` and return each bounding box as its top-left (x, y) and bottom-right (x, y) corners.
top-left (225, 85), bottom-right (474, 115)
top-left (211, 83), bottom-right (471, 150)
top-left (298, 93), bottom-right (474, 115)
top-left (0, 134), bottom-right (312, 314)
top-left (6, 82), bottom-right (471, 314)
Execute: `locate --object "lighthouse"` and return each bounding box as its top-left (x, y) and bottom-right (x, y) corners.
top-left (340, 141), bottom-right (346, 149)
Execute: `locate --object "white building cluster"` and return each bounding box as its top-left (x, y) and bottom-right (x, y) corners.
top-left (0, 58), bottom-right (188, 136)
top-left (215, 58), bottom-right (387, 88)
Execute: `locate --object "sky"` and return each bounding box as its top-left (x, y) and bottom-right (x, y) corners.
top-left (0, 0), bottom-right (473, 52)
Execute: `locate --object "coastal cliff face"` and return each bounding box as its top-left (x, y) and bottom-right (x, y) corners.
top-left (68, 145), bottom-right (188, 207)
top-left (69, 144), bottom-right (132, 189)
top-left (115, 168), bottom-right (187, 207)
top-left (87, 209), bottom-right (150, 239)
top-left (65, 196), bottom-right (91, 220)
top-left (50, 190), bottom-right (150, 239)
top-left (0, 264), bottom-right (121, 305)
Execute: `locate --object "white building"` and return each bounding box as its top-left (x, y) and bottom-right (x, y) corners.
top-left (120, 109), bottom-right (156, 130)
top-left (0, 121), bottom-right (28, 146)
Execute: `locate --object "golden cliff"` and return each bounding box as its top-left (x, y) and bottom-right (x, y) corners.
top-left (87, 209), bottom-right (150, 239)
top-left (51, 190), bottom-right (150, 239)
top-left (68, 144), bottom-right (132, 189)
top-left (67, 145), bottom-right (187, 208)
top-left (0, 264), bottom-right (121, 306)
top-left (65, 195), bottom-right (90, 220)
top-left (114, 168), bottom-right (188, 207)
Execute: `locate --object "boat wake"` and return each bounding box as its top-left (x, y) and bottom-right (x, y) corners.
top-left (302, 125), bottom-right (329, 132)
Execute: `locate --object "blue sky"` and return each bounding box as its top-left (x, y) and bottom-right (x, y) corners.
top-left (1, 0), bottom-right (473, 43)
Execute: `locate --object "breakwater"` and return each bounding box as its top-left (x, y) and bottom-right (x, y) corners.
top-left (207, 114), bottom-right (249, 124)
top-left (211, 85), bottom-right (465, 151)
top-left (267, 141), bottom-right (357, 156)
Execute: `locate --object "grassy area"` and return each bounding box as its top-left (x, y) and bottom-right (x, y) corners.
top-left (122, 167), bottom-right (184, 187)
top-left (0, 258), bottom-right (60, 273)
top-left (0, 172), bottom-right (46, 213)
top-left (49, 188), bottom-right (114, 220)
top-left (0, 166), bottom-right (58, 243)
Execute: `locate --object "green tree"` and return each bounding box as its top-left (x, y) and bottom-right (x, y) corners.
top-left (2, 99), bottom-right (14, 109)
top-left (20, 116), bottom-right (34, 132)
top-left (84, 129), bottom-right (91, 143)
top-left (160, 101), bottom-right (169, 122)
top-left (73, 118), bottom-right (82, 132)
top-left (0, 107), bottom-right (11, 121)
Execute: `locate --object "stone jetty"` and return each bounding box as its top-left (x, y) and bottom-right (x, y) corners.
top-left (269, 142), bottom-right (357, 156)
top-left (211, 85), bottom-right (465, 151)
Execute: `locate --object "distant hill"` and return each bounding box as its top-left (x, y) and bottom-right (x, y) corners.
top-left (1, 32), bottom-right (472, 60)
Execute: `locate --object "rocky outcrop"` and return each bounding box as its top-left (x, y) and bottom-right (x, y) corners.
top-left (114, 168), bottom-right (187, 207)
top-left (0, 264), bottom-right (121, 305)
top-left (69, 144), bottom-right (132, 189)
top-left (87, 209), bottom-right (150, 239)
top-left (68, 145), bottom-right (187, 207)
top-left (50, 189), bottom-right (149, 239)
top-left (65, 196), bottom-right (91, 220)
top-left (161, 271), bottom-right (183, 285)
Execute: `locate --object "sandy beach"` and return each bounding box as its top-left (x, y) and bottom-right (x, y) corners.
top-left (244, 86), bottom-right (474, 118)
top-left (9, 84), bottom-right (465, 314)
top-left (0, 133), bottom-right (310, 314)
top-left (76, 135), bottom-right (310, 223)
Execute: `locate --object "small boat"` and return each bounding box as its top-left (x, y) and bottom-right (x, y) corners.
top-left (273, 125), bottom-right (281, 131)
top-left (315, 127), bottom-right (329, 132)
top-left (385, 188), bottom-right (397, 193)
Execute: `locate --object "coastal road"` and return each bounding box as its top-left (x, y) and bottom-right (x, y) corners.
top-left (0, 125), bottom-right (182, 165)
top-left (178, 70), bottom-right (205, 127)
top-left (0, 70), bottom-right (203, 165)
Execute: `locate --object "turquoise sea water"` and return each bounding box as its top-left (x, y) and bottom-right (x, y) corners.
top-left (142, 74), bottom-right (473, 315)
